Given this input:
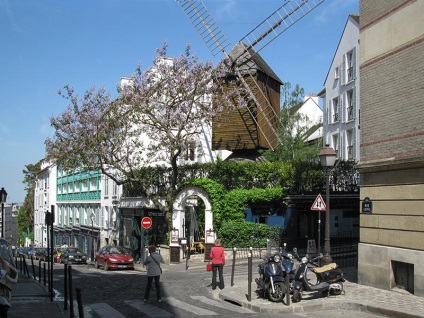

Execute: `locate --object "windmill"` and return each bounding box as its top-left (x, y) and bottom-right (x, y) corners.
top-left (176, 0), bottom-right (324, 155)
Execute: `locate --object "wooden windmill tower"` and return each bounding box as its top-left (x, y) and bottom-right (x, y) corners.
top-left (177, 0), bottom-right (324, 157)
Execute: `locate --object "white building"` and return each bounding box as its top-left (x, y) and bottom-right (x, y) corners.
top-left (319, 14), bottom-right (360, 162)
top-left (289, 93), bottom-right (323, 143)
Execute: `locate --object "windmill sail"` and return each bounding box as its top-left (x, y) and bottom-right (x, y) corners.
top-left (176, 0), bottom-right (324, 151)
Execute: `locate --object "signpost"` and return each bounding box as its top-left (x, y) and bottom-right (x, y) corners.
top-left (141, 217), bottom-right (152, 229)
top-left (311, 194), bottom-right (326, 258)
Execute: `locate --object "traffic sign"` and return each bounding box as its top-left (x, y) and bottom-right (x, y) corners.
top-left (141, 217), bottom-right (152, 229)
top-left (311, 194), bottom-right (326, 211)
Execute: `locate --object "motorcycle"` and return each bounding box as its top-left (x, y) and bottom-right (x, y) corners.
top-left (292, 249), bottom-right (345, 303)
top-left (255, 253), bottom-right (288, 302)
top-left (0, 238), bottom-right (18, 318)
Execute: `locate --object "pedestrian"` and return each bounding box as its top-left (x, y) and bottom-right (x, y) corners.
top-left (143, 245), bottom-right (165, 302)
top-left (210, 239), bottom-right (225, 290)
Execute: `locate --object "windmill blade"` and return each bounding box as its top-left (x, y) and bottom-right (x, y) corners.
top-left (176, 0), bottom-right (231, 58)
top-left (237, 0), bottom-right (324, 62)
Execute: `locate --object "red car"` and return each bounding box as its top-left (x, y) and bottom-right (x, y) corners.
top-left (94, 246), bottom-right (134, 270)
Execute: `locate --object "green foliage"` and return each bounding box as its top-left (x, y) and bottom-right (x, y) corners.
top-left (217, 221), bottom-right (270, 248)
top-left (217, 221), bottom-right (285, 248)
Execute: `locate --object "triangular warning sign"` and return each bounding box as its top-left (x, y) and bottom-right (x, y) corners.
top-left (311, 194), bottom-right (326, 211)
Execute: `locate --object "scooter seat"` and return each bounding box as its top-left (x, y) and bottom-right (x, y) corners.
top-left (313, 263), bottom-right (337, 273)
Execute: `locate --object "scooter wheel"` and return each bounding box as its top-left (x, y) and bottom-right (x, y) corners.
top-left (268, 282), bottom-right (285, 302)
top-left (292, 289), bottom-right (302, 303)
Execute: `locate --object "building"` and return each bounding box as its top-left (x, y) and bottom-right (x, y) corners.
top-left (34, 161), bottom-right (122, 260)
top-left (289, 93), bottom-right (323, 144)
top-left (34, 161), bottom-right (57, 247)
top-left (357, 0), bottom-right (424, 296)
top-left (320, 14), bottom-right (360, 162)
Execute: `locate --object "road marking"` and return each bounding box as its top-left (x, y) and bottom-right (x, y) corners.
top-left (162, 297), bottom-right (218, 315)
top-left (125, 300), bottom-right (172, 317)
top-left (191, 295), bottom-right (255, 313)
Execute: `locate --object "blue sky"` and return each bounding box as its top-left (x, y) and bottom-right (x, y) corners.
top-left (0, 0), bottom-right (358, 204)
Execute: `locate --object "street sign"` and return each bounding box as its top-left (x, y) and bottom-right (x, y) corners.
top-left (141, 217), bottom-right (152, 229)
top-left (311, 194), bottom-right (326, 211)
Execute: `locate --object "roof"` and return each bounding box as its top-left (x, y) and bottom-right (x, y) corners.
top-left (227, 41), bottom-right (283, 84)
top-left (322, 14), bottom-right (360, 86)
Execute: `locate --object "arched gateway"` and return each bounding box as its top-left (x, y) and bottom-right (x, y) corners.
top-left (171, 186), bottom-right (214, 250)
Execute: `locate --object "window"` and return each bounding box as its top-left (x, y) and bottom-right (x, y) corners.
top-left (346, 130), bottom-right (354, 160)
top-left (341, 48), bottom-right (356, 85)
top-left (112, 181), bottom-right (118, 196)
top-left (332, 134), bottom-right (339, 155)
top-left (346, 89), bottom-right (355, 121)
top-left (90, 178), bottom-right (97, 191)
top-left (104, 177), bottom-right (109, 196)
top-left (332, 97), bottom-right (339, 123)
top-left (334, 67), bottom-right (339, 80)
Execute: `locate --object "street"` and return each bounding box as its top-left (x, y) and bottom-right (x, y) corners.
top-left (48, 262), bottom-right (272, 317)
top-left (25, 261), bottom-right (391, 318)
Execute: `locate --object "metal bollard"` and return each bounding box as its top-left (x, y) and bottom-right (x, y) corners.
top-left (247, 247), bottom-right (252, 302)
top-left (231, 248), bottom-right (236, 287)
top-left (38, 259), bottom-right (42, 282)
top-left (76, 288), bottom-right (85, 318)
top-left (43, 262), bottom-right (46, 286)
top-left (31, 256), bottom-right (36, 280)
top-left (285, 271), bottom-right (290, 306)
top-left (69, 264), bottom-right (74, 318)
top-left (64, 263), bottom-right (68, 311)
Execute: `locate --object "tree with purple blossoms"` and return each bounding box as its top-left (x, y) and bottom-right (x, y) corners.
top-left (45, 43), bottom-right (246, 225)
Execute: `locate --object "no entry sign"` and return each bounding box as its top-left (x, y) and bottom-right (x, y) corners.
top-left (141, 217), bottom-right (152, 229)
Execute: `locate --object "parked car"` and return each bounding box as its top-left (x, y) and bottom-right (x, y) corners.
top-left (36, 248), bottom-right (57, 262)
top-left (59, 248), bottom-right (88, 264)
top-left (32, 247), bottom-right (43, 260)
top-left (17, 247), bottom-right (30, 258)
top-left (95, 246), bottom-right (134, 271)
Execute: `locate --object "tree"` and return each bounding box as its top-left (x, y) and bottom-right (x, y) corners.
top-left (17, 162), bottom-right (41, 241)
top-left (45, 43), bottom-right (246, 225)
top-left (264, 82), bottom-right (321, 163)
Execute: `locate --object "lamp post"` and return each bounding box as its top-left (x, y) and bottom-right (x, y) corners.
top-left (0, 188), bottom-right (8, 238)
top-left (318, 145), bottom-right (337, 265)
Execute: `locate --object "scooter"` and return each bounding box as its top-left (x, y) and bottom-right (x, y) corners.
top-left (255, 253), bottom-right (288, 302)
top-left (0, 238), bottom-right (18, 318)
top-left (280, 251), bottom-right (297, 293)
top-left (292, 249), bottom-right (345, 303)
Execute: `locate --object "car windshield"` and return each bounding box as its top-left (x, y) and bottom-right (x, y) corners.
top-left (109, 247), bottom-right (129, 254)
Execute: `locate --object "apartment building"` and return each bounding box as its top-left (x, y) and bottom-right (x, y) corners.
top-left (357, 0), bottom-right (424, 296)
top-left (320, 14), bottom-right (360, 162)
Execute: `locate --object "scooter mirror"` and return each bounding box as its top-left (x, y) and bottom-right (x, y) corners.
top-left (293, 247), bottom-right (297, 253)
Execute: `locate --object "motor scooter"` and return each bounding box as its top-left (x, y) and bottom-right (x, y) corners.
top-left (292, 249), bottom-right (344, 303)
top-left (280, 251), bottom-right (296, 293)
top-left (255, 253), bottom-right (287, 302)
top-left (0, 238), bottom-right (18, 318)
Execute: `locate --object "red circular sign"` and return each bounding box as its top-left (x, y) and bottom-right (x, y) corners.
top-left (141, 217), bottom-right (152, 229)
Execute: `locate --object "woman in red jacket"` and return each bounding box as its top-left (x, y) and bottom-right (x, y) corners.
top-left (209, 239), bottom-right (225, 290)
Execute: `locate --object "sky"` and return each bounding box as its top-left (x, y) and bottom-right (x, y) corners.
top-left (0, 0), bottom-right (358, 204)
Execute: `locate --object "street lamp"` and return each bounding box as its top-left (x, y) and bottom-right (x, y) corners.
top-left (318, 145), bottom-right (337, 265)
top-left (0, 188), bottom-right (7, 238)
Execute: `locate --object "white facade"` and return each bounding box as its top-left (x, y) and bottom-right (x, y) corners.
top-left (34, 161), bottom-right (57, 247)
top-left (294, 94), bottom-right (323, 143)
top-left (321, 14), bottom-right (360, 161)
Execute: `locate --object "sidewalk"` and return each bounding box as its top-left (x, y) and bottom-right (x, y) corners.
top-left (7, 256), bottom-right (424, 318)
top-left (8, 272), bottom-right (65, 318)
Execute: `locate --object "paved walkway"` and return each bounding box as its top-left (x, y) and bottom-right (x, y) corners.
top-left (7, 256), bottom-right (424, 318)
